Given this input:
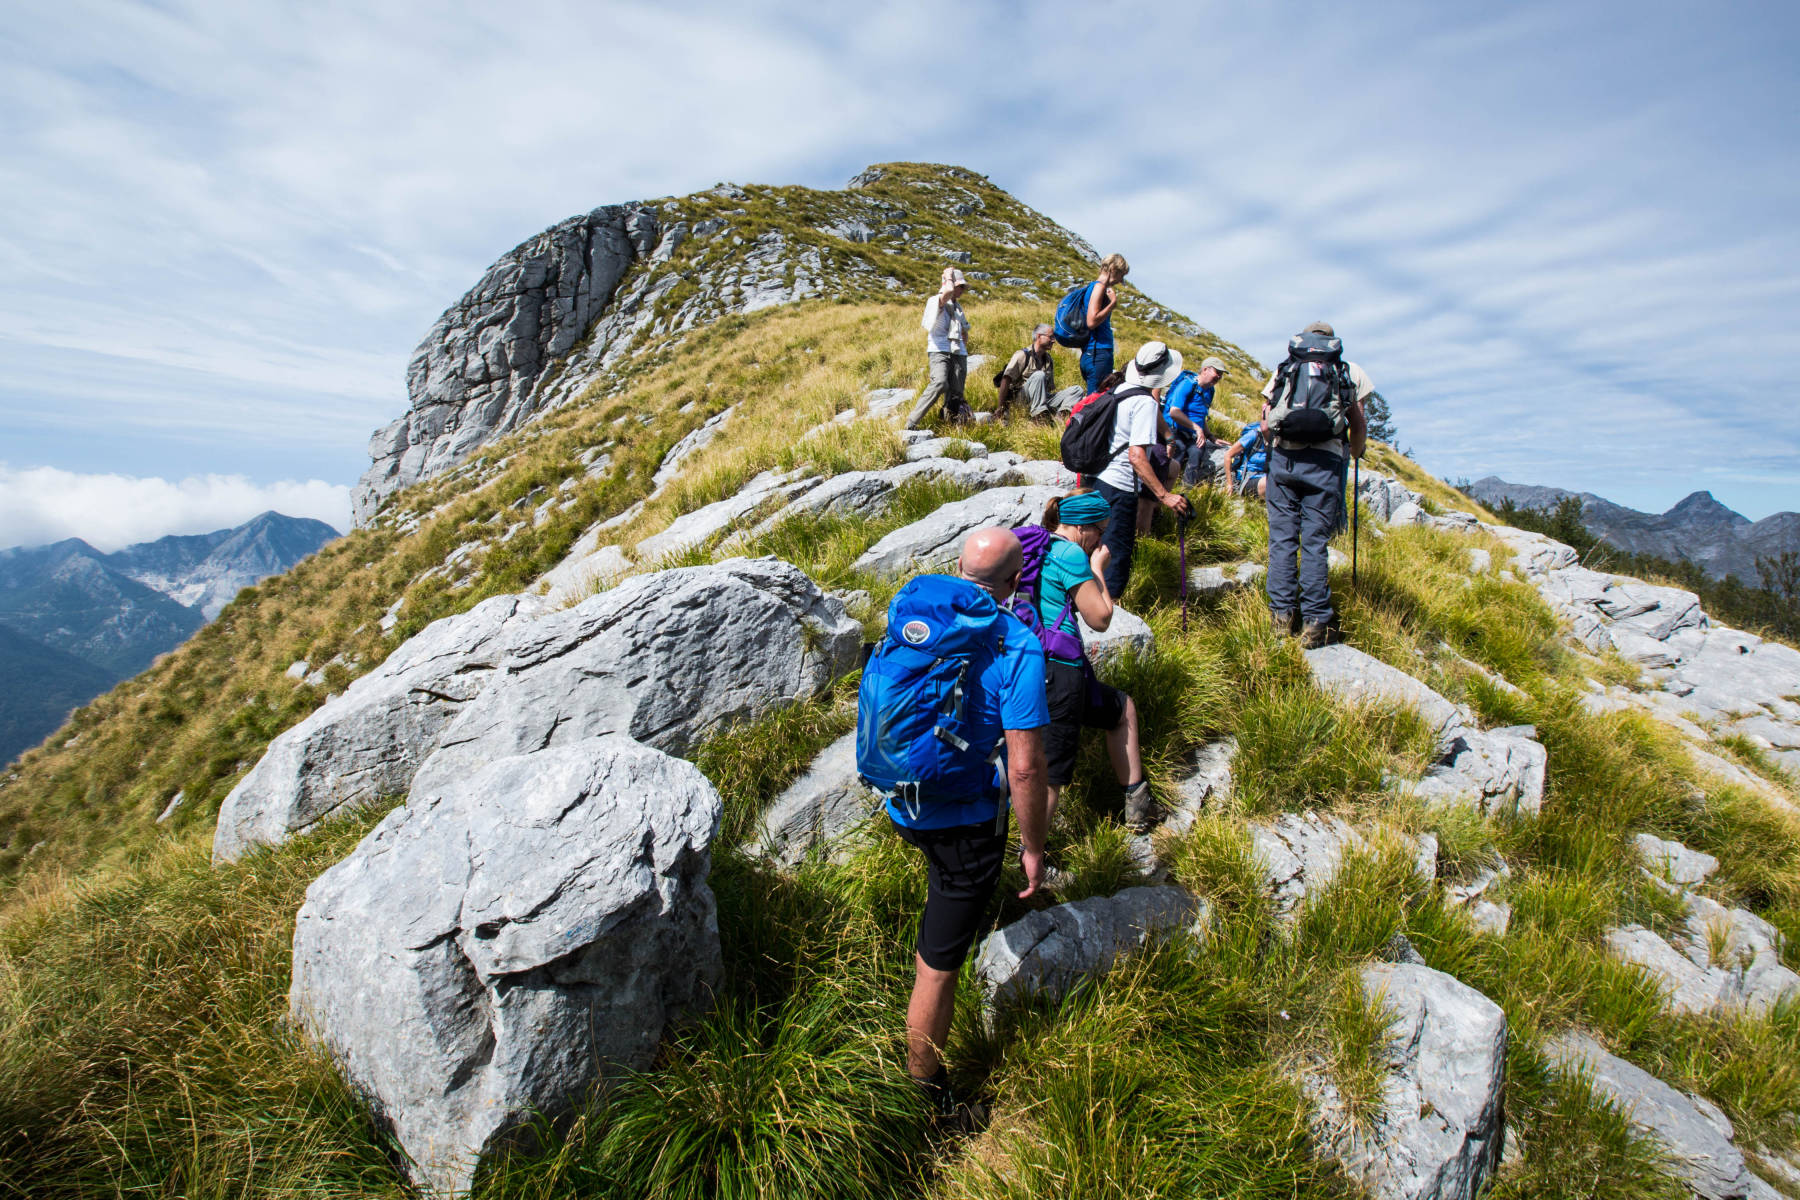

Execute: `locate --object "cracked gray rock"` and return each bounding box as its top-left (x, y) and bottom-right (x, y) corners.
top-left (290, 736), bottom-right (721, 1198)
top-left (215, 559), bottom-right (859, 861)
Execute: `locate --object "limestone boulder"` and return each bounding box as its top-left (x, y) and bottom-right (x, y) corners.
top-left (213, 594), bottom-right (540, 862)
top-left (851, 485), bottom-right (1064, 575)
top-left (636, 469), bottom-right (820, 562)
top-left (1480, 524), bottom-right (1578, 577)
top-left (1251, 812), bottom-right (1436, 918)
top-left (1607, 885), bottom-right (1800, 1017)
top-left (1356, 471), bottom-right (1422, 524)
top-left (1410, 727), bottom-right (1547, 818)
top-left (1080, 606), bottom-right (1154, 671)
top-left (216, 559), bottom-right (859, 860)
top-left (1635, 833), bottom-right (1719, 886)
top-left (289, 736), bottom-right (721, 1198)
top-left (1544, 1032), bottom-right (1778, 1200)
top-left (1308, 963), bottom-right (1507, 1200)
top-left (653, 406), bottom-right (734, 489)
top-left (743, 731), bottom-right (877, 865)
top-left (1190, 560), bottom-right (1266, 598)
top-left (1304, 644), bottom-right (1470, 751)
top-left (974, 886), bottom-right (1204, 1017)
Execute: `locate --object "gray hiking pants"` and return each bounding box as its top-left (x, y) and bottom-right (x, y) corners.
top-left (1030, 381), bottom-right (1084, 420)
top-left (1265, 447), bottom-right (1346, 627)
top-left (907, 351), bottom-right (968, 428)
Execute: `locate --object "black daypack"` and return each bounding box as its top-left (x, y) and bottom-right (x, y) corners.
top-left (1267, 331), bottom-right (1355, 446)
top-left (1060, 385), bottom-right (1151, 476)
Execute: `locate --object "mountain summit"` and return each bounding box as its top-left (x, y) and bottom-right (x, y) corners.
top-left (1466, 476), bottom-right (1798, 582)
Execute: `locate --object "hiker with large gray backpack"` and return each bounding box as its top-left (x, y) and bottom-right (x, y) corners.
top-left (855, 527), bottom-right (1050, 1122)
top-left (1259, 321), bottom-right (1371, 648)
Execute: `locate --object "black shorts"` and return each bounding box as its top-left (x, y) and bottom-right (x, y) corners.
top-left (892, 815), bottom-right (1009, 971)
top-left (1044, 657), bottom-right (1128, 787)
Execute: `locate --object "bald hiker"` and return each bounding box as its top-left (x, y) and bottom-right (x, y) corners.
top-left (1260, 320), bottom-right (1370, 647)
top-left (855, 527), bottom-right (1050, 1121)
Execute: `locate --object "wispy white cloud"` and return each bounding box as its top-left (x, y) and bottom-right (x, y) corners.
top-left (3, 0), bottom-right (1799, 534)
top-left (0, 466), bottom-right (347, 552)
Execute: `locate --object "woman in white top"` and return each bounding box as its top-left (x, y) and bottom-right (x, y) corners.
top-left (906, 268), bottom-right (972, 429)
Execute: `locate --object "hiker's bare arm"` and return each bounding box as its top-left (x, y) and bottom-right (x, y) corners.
top-left (1073, 576), bottom-right (1113, 630)
top-left (1087, 282), bottom-right (1115, 328)
top-left (1348, 399), bottom-right (1367, 458)
top-left (1168, 408), bottom-right (1199, 435)
top-left (1259, 403), bottom-right (1271, 439)
top-left (1007, 727), bottom-right (1049, 897)
top-left (1129, 446), bottom-right (1189, 512)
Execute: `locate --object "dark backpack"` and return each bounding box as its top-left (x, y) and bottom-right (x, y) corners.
top-left (1266, 331), bottom-right (1355, 446)
top-left (856, 576), bottom-right (1006, 824)
top-left (1060, 385), bottom-right (1151, 476)
top-left (1053, 282), bottom-right (1095, 348)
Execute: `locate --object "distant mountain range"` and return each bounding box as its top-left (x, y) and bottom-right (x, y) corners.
top-left (0, 511), bottom-right (338, 765)
top-left (1465, 477), bottom-right (1800, 584)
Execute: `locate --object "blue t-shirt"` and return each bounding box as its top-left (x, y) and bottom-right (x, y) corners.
top-left (1085, 283), bottom-right (1114, 350)
top-left (1236, 425), bottom-right (1269, 481)
top-left (1035, 536), bottom-right (1093, 662)
top-left (884, 606), bottom-right (1050, 830)
top-left (1162, 372), bottom-right (1214, 433)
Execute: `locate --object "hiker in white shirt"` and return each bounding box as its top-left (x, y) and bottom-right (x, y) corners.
top-left (907, 268), bottom-right (973, 428)
top-left (1092, 342), bottom-right (1192, 598)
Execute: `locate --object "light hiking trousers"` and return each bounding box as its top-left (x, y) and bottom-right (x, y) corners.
top-left (907, 351), bottom-right (968, 428)
top-left (1265, 447), bottom-right (1346, 627)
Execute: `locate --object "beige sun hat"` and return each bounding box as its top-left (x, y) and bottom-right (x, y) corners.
top-left (1124, 341), bottom-right (1184, 390)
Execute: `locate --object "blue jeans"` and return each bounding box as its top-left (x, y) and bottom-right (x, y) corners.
top-left (1095, 476), bottom-right (1138, 599)
top-left (1080, 341), bottom-right (1114, 394)
top-left (1266, 447), bottom-right (1346, 627)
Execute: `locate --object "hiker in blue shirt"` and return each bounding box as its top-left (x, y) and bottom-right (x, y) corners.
top-left (1033, 490), bottom-right (1153, 829)
top-left (1164, 357), bottom-right (1230, 486)
top-left (868, 528), bottom-right (1049, 1120)
top-left (1226, 421), bottom-right (1270, 500)
top-left (1079, 254), bottom-right (1128, 393)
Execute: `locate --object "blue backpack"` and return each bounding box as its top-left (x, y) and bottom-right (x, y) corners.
top-left (857, 576), bottom-right (1006, 823)
top-left (1052, 282), bottom-right (1095, 348)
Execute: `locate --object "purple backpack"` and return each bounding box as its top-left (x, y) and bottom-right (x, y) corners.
top-left (1008, 525), bottom-right (1086, 661)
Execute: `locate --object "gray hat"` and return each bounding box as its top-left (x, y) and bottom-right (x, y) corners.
top-left (1303, 320), bottom-right (1335, 336)
top-left (1124, 341), bottom-right (1184, 390)
top-left (1199, 356), bottom-right (1228, 375)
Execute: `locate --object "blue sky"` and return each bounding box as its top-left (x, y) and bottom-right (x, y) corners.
top-left (3, 0), bottom-right (1798, 549)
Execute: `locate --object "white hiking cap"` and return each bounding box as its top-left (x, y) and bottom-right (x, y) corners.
top-left (1200, 356), bottom-right (1229, 375)
top-left (1124, 341), bottom-right (1184, 390)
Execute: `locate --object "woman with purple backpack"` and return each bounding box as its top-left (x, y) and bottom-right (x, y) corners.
top-left (1026, 489), bottom-right (1152, 830)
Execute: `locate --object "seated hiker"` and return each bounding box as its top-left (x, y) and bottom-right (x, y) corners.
top-left (1032, 490), bottom-right (1152, 830)
top-left (994, 324), bottom-right (1081, 419)
top-left (856, 528), bottom-right (1049, 1120)
top-left (1091, 342), bottom-right (1192, 599)
top-left (1225, 421), bottom-right (1270, 500)
top-left (1164, 357), bottom-right (1230, 485)
top-left (906, 268), bottom-right (973, 429)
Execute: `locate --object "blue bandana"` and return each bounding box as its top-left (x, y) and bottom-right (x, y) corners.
top-left (1057, 492), bottom-right (1111, 526)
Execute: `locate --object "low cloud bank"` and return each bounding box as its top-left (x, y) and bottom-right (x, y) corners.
top-left (0, 466), bottom-right (350, 552)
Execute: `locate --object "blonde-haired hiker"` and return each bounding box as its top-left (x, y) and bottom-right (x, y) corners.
top-left (1034, 489), bottom-right (1153, 830)
top-left (906, 268), bottom-right (973, 429)
top-left (1080, 253), bottom-right (1128, 393)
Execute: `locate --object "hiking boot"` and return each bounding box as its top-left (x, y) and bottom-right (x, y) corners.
top-left (913, 1068), bottom-right (987, 1132)
top-left (1298, 621), bottom-right (1331, 649)
top-left (1271, 609), bottom-right (1300, 637)
top-left (1123, 779), bottom-right (1156, 832)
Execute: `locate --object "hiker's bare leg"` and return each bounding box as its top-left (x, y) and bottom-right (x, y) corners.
top-left (906, 956), bottom-right (958, 1079)
top-left (1107, 694), bottom-right (1143, 785)
top-left (1047, 784), bottom-right (1061, 825)
top-left (1136, 494), bottom-right (1155, 534)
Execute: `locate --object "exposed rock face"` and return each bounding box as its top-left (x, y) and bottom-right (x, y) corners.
top-left (1606, 883), bottom-right (1800, 1017)
top-left (974, 886), bottom-right (1204, 1016)
top-left (852, 485), bottom-right (1064, 575)
top-left (353, 206), bottom-right (660, 524)
top-left (1080, 606), bottom-right (1154, 670)
top-left (1307, 963), bottom-right (1507, 1200)
top-left (743, 730), bottom-right (876, 865)
top-left (1305, 644), bottom-right (1470, 750)
top-left (1189, 560), bottom-right (1266, 598)
top-left (290, 736), bottom-right (722, 1198)
top-left (215, 559), bottom-right (860, 860)
top-left (654, 406), bottom-right (734, 489)
top-left (1635, 832), bottom-right (1720, 886)
top-left (1543, 1032), bottom-right (1780, 1200)
top-left (1250, 811), bottom-right (1437, 918)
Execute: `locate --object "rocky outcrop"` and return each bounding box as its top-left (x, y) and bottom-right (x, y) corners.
top-left (1251, 812), bottom-right (1437, 918)
top-left (215, 559), bottom-right (860, 860)
top-left (353, 206), bottom-right (661, 524)
top-left (743, 731), bottom-right (876, 866)
top-left (290, 736), bottom-right (721, 1198)
top-left (1544, 1032), bottom-right (1781, 1200)
top-left (973, 885), bottom-right (1204, 1017)
top-left (1635, 832), bottom-right (1719, 886)
top-left (1304, 646), bottom-right (1547, 818)
top-left (1606, 881), bottom-right (1800, 1017)
top-left (1307, 963), bottom-right (1507, 1200)
top-left (1189, 560), bottom-right (1266, 599)
top-left (852, 485), bottom-right (1064, 575)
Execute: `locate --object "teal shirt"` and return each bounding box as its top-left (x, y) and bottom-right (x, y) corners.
top-left (1036, 536), bottom-right (1093, 663)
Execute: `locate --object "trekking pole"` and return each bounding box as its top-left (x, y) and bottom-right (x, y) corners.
top-left (1352, 457), bottom-right (1360, 587)
top-left (1178, 501), bottom-right (1190, 633)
